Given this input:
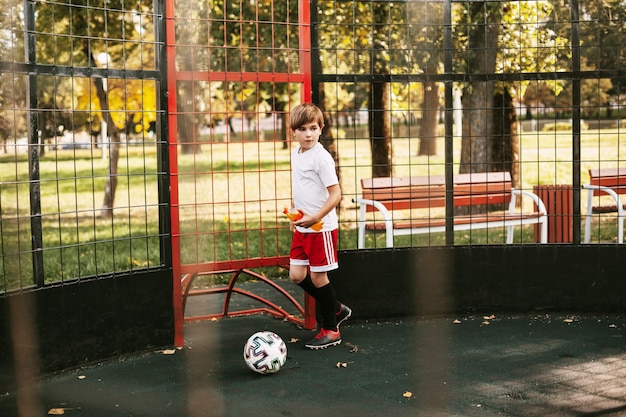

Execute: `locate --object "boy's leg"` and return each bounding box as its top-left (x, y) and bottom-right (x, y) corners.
top-left (304, 271), bottom-right (343, 349)
top-left (310, 272), bottom-right (337, 330)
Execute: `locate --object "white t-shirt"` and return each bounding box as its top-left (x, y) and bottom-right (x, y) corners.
top-left (291, 142), bottom-right (339, 233)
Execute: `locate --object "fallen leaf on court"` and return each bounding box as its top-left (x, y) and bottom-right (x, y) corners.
top-left (453, 319), bottom-right (461, 324)
top-left (483, 315), bottom-right (496, 320)
top-left (482, 321), bottom-right (491, 325)
top-left (289, 338), bottom-right (300, 343)
top-left (345, 342), bottom-right (359, 353)
top-left (161, 349), bottom-right (177, 355)
top-left (49, 408), bottom-right (80, 415)
top-left (77, 375), bottom-right (86, 380)
top-left (48, 408), bottom-right (80, 415)
top-left (336, 361), bottom-right (353, 368)
top-left (211, 318), bottom-right (218, 322)
top-left (403, 391), bottom-right (413, 398)
top-left (563, 318), bottom-right (574, 323)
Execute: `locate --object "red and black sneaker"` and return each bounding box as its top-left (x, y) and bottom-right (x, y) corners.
top-left (336, 304), bottom-right (352, 329)
top-left (305, 328), bottom-right (342, 349)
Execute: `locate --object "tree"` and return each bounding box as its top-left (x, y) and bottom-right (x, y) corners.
top-left (33, 0), bottom-right (155, 217)
top-left (457, 1), bottom-right (501, 175)
top-left (367, 1), bottom-right (398, 178)
top-left (455, 0), bottom-right (567, 186)
top-left (577, 0), bottom-right (626, 96)
top-left (408, 0), bottom-right (444, 156)
top-left (0, 1), bottom-right (26, 153)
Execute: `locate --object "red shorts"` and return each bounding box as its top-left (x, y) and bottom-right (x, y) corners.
top-left (289, 229), bottom-right (339, 272)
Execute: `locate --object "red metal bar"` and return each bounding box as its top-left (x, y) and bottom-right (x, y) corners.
top-left (181, 268), bottom-right (311, 328)
top-left (165, 0), bottom-right (184, 348)
top-left (175, 71), bottom-right (306, 83)
top-left (299, 0), bottom-right (312, 102)
top-left (168, 0), bottom-right (315, 340)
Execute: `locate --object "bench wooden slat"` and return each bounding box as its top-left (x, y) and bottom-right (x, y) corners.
top-left (354, 171), bottom-right (548, 247)
top-left (363, 192), bottom-right (512, 212)
top-left (361, 172), bottom-right (511, 191)
top-left (589, 167), bottom-right (626, 196)
top-left (365, 212), bottom-right (546, 231)
top-left (591, 204), bottom-right (626, 214)
top-left (362, 186), bottom-right (445, 201)
top-left (362, 182), bottom-right (511, 201)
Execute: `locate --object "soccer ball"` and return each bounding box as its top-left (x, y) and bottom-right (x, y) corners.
top-left (243, 331), bottom-right (287, 375)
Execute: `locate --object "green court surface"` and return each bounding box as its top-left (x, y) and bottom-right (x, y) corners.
top-left (2, 312), bottom-right (626, 417)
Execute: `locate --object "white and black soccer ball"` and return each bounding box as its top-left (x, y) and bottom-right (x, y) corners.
top-left (243, 331), bottom-right (287, 375)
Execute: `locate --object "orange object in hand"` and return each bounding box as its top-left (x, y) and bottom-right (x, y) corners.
top-left (283, 207), bottom-right (323, 231)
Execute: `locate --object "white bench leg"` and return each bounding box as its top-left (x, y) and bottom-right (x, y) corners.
top-left (506, 192), bottom-right (517, 244)
top-left (506, 225), bottom-right (514, 244)
top-left (584, 187), bottom-right (594, 243)
top-left (357, 204), bottom-right (367, 249)
top-left (619, 211), bottom-right (625, 244)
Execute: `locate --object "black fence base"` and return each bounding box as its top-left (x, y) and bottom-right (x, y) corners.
top-left (333, 246), bottom-right (626, 319)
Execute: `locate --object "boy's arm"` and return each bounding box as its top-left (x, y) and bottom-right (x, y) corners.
top-left (295, 184), bottom-right (341, 228)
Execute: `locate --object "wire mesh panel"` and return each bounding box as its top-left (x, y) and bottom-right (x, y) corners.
top-left (166, 0), bottom-right (314, 331)
top-left (3, 0), bottom-right (625, 308)
top-left (0, 0), bottom-right (168, 293)
top-left (313, 0), bottom-right (626, 248)
top-left (167, 0), bottom-right (309, 275)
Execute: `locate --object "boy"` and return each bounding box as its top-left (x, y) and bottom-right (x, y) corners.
top-left (287, 103), bottom-right (352, 349)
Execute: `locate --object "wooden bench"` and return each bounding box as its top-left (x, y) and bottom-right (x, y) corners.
top-left (352, 171), bottom-right (548, 248)
top-left (583, 167), bottom-right (626, 243)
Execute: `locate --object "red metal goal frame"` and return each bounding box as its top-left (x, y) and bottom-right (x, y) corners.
top-left (165, 0), bottom-right (314, 346)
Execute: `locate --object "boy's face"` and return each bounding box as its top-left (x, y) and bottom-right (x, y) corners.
top-left (292, 121), bottom-right (321, 152)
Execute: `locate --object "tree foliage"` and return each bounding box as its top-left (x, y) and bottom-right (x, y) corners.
top-left (31, 0), bottom-right (157, 216)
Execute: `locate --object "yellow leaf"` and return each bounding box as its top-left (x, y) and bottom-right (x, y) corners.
top-left (453, 319), bottom-right (461, 324)
top-left (161, 349), bottom-right (176, 355)
top-left (403, 391), bottom-right (413, 398)
top-left (289, 338), bottom-right (300, 343)
top-left (77, 375), bottom-right (86, 380)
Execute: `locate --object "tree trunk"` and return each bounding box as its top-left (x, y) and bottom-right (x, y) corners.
top-left (368, 3), bottom-right (393, 179)
top-left (419, 77), bottom-right (440, 156)
top-left (177, 82), bottom-right (202, 154)
top-left (86, 50), bottom-right (121, 219)
top-left (369, 80), bottom-right (392, 178)
top-left (318, 84), bottom-right (342, 209)
top-left (175, 0), bottom-right (202, 155)
top-left (94, 76), bottom-right (121, 218)
top-left (458, 3), bottom-right (501, 215)
top-left (492, 87), bottom-right (520, 188)
top-left (460, 82), bottom-right (494, 174)
top-left (459, 2), bottom-right (500, 175)
top-left (318, 83), bottom-right (340, 184)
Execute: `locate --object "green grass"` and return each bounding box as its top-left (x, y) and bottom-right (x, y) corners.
top-left (1, 126), bottom-right (625, 291)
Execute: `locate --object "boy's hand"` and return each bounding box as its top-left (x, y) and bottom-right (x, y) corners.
top-left (293, 212), bottom-right (316, 229)
top-left (294, 212), bottom-right (324, 231)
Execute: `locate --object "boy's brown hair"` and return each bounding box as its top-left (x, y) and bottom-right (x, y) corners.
top-left (289, 103), bottom-right (325, 130)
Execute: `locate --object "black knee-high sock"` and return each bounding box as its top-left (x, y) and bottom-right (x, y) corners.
top-left (326, 271), bottom-right (342, 313)
top-left (316, 283), bottom-right (339, 331)
top-left (296, 275), bottom-right (319, 298)
top-left (297, 276), bottom-right (341, 326)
